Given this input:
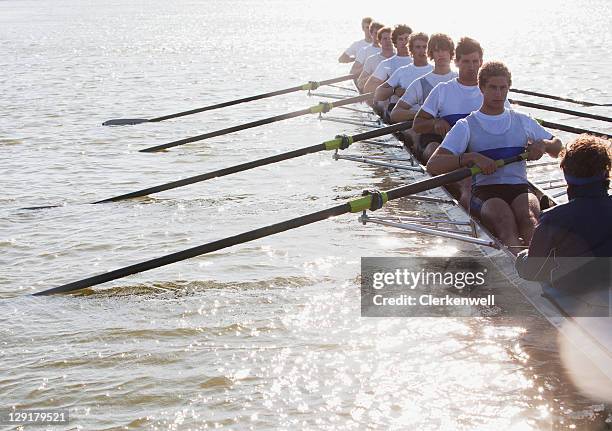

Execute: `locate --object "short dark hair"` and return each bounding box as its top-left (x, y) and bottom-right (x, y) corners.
top-left (427, 33), bottom-right (454, 60)
top-left (478, 61), bottom-right (512, 89)
top-left (455, 37), bottom-right (483, 60)
top-left (376, 26), bottom-right (392, 43)
top-left (561, 135), bottom-right (611, 179)
top-left (391, 24), bottom-right (413, 45)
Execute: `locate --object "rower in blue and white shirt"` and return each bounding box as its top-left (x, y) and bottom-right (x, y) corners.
top-left (426, 61), bottom-right (563, 248)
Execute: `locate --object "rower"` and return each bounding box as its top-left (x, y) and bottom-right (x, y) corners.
top-left (426, 61), bottom-right (563, 247)
top-left (350, 21), bottom-right (385, 77)
top-left (357, 26), bottom-right (396, 92)
top-left (516, 135), bottom-right (611, 294)
top-left (362, 24), bottom-right (413, 94)
top-left (338, 17), bottom-right (373, 63)
top-left (390, 33), bottom-right (457, 146)
top-left (412, 37), bottom-right (487, 206)
top-left (373, 32), bottom-right (433, 120)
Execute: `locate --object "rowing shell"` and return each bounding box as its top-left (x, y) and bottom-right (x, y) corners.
top-left (322, 95), bottom-right (612, 396)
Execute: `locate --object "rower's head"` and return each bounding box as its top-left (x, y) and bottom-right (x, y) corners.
top-left (362, 17), bottom-right (373, 40)
top-left (377, 27), bottom-right (394, 51)
top-left (408, 32), bottom-right (429, 64)
top-left (455, 37), bottom-right (483, 83)
top-left (478, 61), bottom-right (511, 112)
top-left (427, 33), bottom-right (454, 67)
top-left (391, 24), bottom-right (412, 50)
top-left (369, 22), bottom-right (384, 46)
top-left (561, 135), bottom-right (611, 187)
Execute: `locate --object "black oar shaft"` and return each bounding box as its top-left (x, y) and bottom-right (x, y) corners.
top-left (33, 203), bottom-right (350, 296)
top-left (148, 74), bottom-right (356, 122)
top-left (98, 121), bottom-right (413, 203)
top-left (538, 119), bottom-right (611, 140)
top-left (510, 89), bottom-right (603, 107)
top-left (33, 154), bottom-right (524, 296)
top-left (96, 144), bottom-right (327, 203)
top-left (509, 99), bottom-right (612, 122)
top-left (102, 74), bottom-right (357, 126)
top-left (140, 93), bottom-right (372, 153)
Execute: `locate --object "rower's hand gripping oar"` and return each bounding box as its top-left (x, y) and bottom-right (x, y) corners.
top-left (21, 121), bottom-right (410, 210)
top-left (32, 153), bottom-right (526, 296)
top-left (102, 74), bottom-right (357, 126)
top-left (139, 93), bottom-right (372, 152)
top-left (509, 99), bottom-right (612, 123)
top-left (510, 88), bottom-right (612, 107)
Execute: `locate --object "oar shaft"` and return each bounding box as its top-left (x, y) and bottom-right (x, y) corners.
top-left (147, 74), bottom-right (356, 123)
top-left (510, 89), bottom-right (599, 107)
top-left (509, 99), bottom-right (612, 122)
top-left (33, 154), bottom-right (524, 296)
top-left (538, 119), bottom-right (611, 140)
top-left (33, 203), bottom-right (350, 296)
top-left (140, 93), bottom-right (372, 153)
top-left (99, 121), bottom-right (413, 203)
top-left (96, 143), bottom-right (328, 203)
top-left (142, 108), bottom-right (312, 152)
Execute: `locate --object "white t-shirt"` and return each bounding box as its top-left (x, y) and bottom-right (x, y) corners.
top-left (441, 109), bottom-right (553, 185)
top-left (344, 39), bottom-right (370, 58)
top-left (386, 63), bottom-right (434, 90)
top-left (399, 70), bottom-right (458, 112)
top-left (372, 55), bottom-right (413, 81)
top-left (421, 78), bottom-right (486, 126)
top-left (441, 109), bottom-right (553, 155)
top-left (356, 44), bottom-right (381, 64)
top-left (363, 51), bottom-right (395, 74)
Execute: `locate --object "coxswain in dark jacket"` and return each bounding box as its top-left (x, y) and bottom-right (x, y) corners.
top-left (515, 135), bottom-right (611, 294)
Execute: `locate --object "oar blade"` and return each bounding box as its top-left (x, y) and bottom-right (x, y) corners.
top-left (102, 118), bottom-right (150, 126)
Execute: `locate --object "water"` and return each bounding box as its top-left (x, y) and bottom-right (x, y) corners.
top-left (1, 0), bottom-right (611, 429)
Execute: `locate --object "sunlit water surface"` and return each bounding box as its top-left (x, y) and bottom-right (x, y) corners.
top-left (1, 0), bottom-right (611, 429)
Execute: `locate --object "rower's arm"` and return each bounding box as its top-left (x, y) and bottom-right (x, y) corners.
top-left (363, 76), bottom-right (383, 95)
top-left (350, 61), bottom-right (364, 77)
top-left (544, 137), bottom-right (563, 157)
top-left (374, 82), bottom-right (394, 102)
top-left (390, 100), bottom-right (416, 123)
top-left (356, 71), bottom-right (370, 92)
top-left (338, 53), bottom-right (355, 63)
top-left (412, 109), bottom-right (436, 134)
top-left (426, 147), bottom-right (462, 175)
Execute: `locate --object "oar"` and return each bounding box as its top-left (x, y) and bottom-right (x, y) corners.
top-left (97, 122), bottom-right (412, 202)
top-left (510, 89), bottom-right (611, 107)
top-left (536, 119), bottom-right (611, 140)
top-left (32, 153), bottom-right (526, 296)
top-left (139, 93), bottom-right (372, 153)
top-left (102, 74), bottom-right (357, 126)
top-left (509, 99), bottom-right (612, 122)
top-left (21, 121), bottom-right (410, 210)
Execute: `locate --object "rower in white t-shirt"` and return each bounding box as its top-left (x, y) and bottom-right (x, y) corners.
top-left (390, 33), bottom-right (457, 124)
top-left (427, 61), bottom-right (562, 246)
top-left (338, 17), bottom-right (373, 63)
top-left (357, 26), bottom-right (396, 92)
top-left (362, 24), bottom-right (413, 94)
top-left (373, 32), bottom-right (432, 118)
top-left (349, 21), bottom-right (384, 77)
top-left (412, 37), bottom-right (486, 207)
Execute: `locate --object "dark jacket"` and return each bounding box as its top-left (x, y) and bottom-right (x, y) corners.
top-left (515, 181), bottom-right (611, 293)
